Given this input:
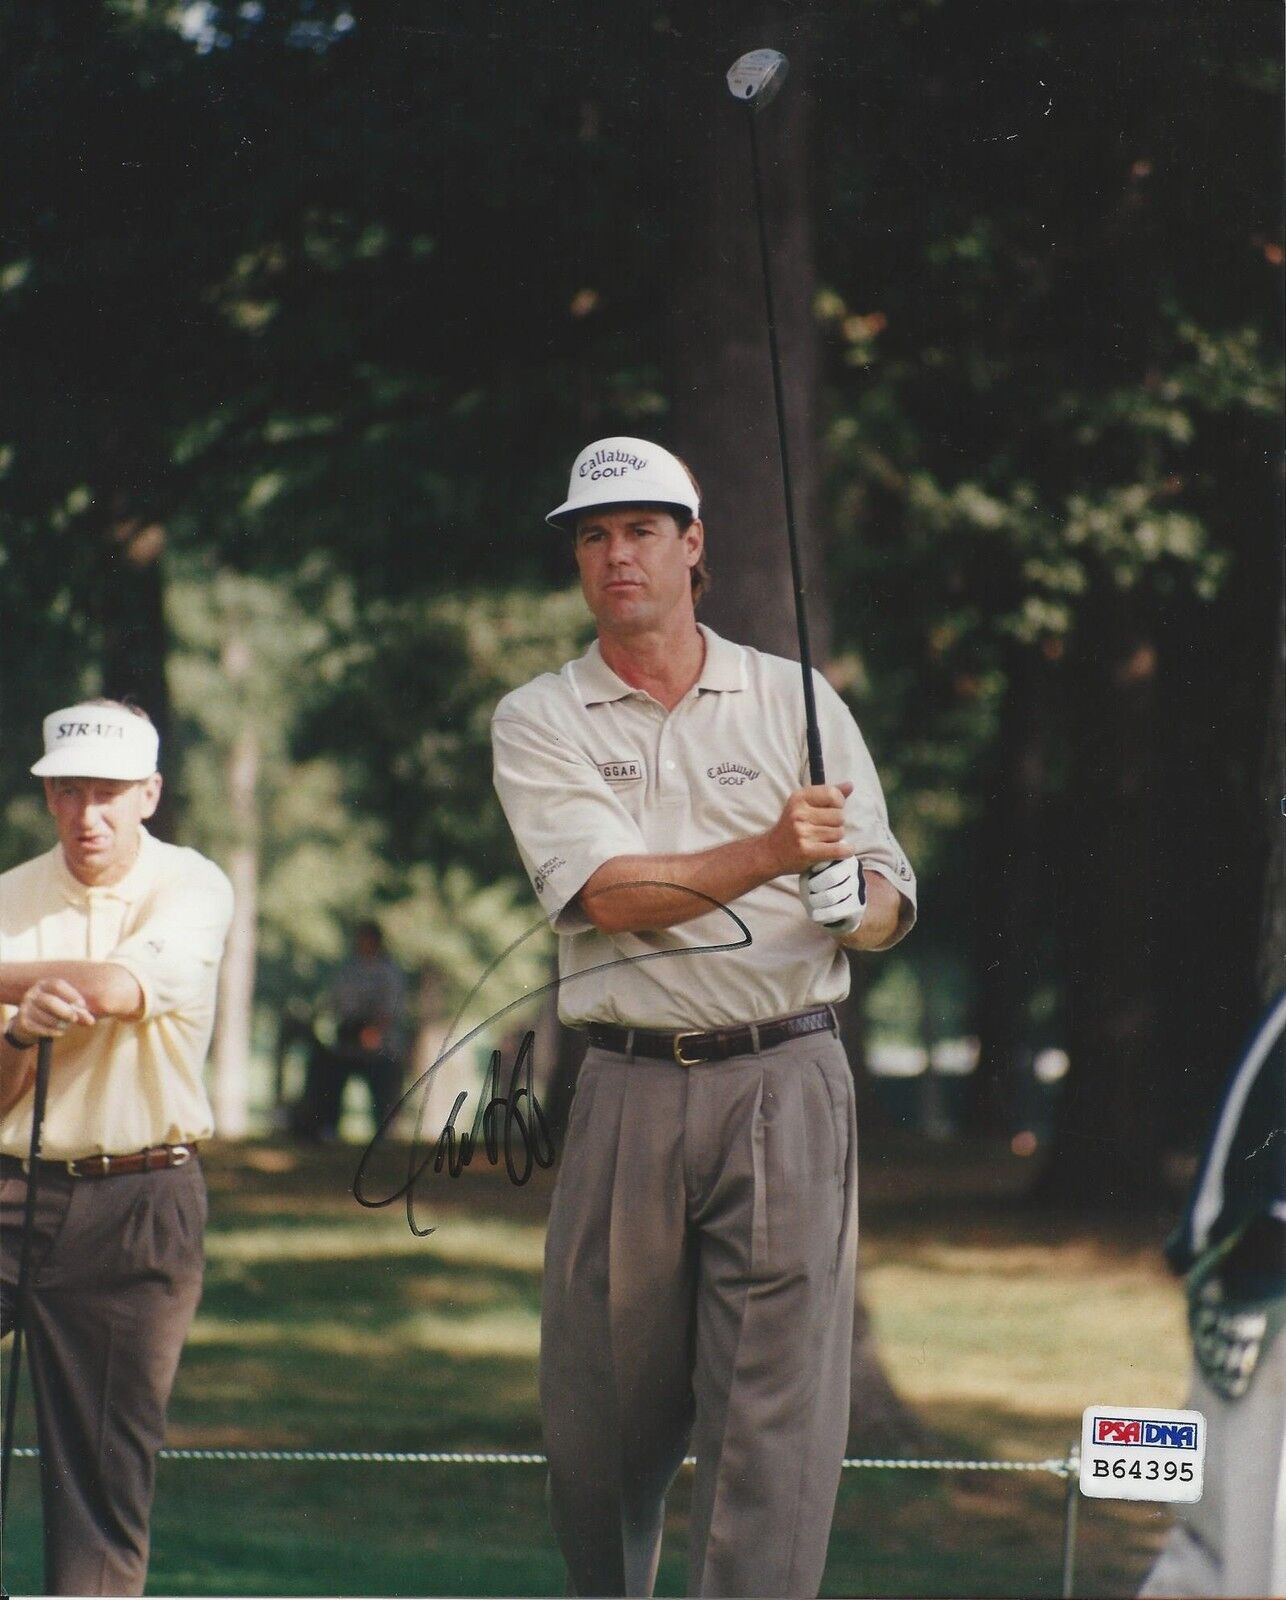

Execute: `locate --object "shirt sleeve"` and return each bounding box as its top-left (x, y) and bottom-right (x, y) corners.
top-left (811, 675), bottom-right (918, 941)
top-left (109, 854), bottom-right (235, 1020)
top-left (492, 712), bottom-right (650, 935)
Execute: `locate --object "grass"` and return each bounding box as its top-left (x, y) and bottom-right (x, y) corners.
top-left (1, 1133), bottom-right (1188, 1596)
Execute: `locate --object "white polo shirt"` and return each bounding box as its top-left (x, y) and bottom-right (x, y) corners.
top-left (0, 829), bottom-right (233, 1160)
top-left (491, 625), bottom-right (916, 1030)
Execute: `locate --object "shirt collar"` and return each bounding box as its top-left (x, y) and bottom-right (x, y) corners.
top-left (694, 625), bottom-right (747, 693)
top-left (54, 826), bottom-right (158, 907)
top-left (569, 640), bottom-right (635, 706)
top-left (570, 624), bottom-right (747, 707)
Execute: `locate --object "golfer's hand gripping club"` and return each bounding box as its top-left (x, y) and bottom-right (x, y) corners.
top-left (14, 977), bottom-right (95, 1042)
top-left (765, 783), bottom-right (866, 936)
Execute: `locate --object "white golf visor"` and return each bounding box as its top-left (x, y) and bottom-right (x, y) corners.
top-left (31, 703), bottom-right (160, 780)
top-left (546, 437), bottom-right (700, 530)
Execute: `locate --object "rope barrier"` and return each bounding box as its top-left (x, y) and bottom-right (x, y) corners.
top-left (7, 1443), bottom-right (1084, 1595)
top-left (845, 1456), bottom-right (1072, 1475)
top-left (8, 1445), bottom-right (1072, 1475)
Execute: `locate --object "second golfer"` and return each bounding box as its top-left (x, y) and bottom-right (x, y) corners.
top-left (0, 700), bottom-right (233, 1595)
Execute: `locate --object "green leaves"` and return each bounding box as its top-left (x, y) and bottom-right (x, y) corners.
top-left (164, 560), bottom-right (589, 1013)
top-left (2, 0), bottom-right (1278, 1102)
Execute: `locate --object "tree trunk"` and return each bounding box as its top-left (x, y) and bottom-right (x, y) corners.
top-left (1150, 492), bottom-right (1275, 1129)
top-left (667, 4), bottom-right (828, 666)
top-left (968, 642), bottom-right (1059, 1133)
top-left (666, 0), bottom-right (920, 1442)
top-left (837, 955), bottom-right (891, 1134)
top-left (1035, 594), bottom-right (1161, 1207)
top-left (210, 629), bottom-right (258, 1138)
top-left (99, 503), bottom-right (177, 839)
top-left (1258, 578), bottom-right (1286, 1006)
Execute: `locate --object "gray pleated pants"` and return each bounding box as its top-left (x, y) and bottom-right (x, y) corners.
top-left (540, 1027), bottom-right (858, 1598)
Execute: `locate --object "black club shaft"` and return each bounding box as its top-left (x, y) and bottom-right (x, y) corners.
top-left (745, 104), bottom-right (826, 786)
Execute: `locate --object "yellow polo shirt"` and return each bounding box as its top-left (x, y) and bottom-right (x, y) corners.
top-left (0, 829), bottom-right (233, 1160)
top-left (491, 624), bottom-right (917, 1030)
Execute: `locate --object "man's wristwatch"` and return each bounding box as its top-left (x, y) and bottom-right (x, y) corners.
top-left (3, 1024), bottom-right (36, 1051)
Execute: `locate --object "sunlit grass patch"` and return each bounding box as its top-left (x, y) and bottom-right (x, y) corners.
top-left (188, 1308), bottom-right (539, 1362)
top-left (867, 1239), bottom-right (1188, 1440)
top-left (205, 1216), bottom-right (545, 1274)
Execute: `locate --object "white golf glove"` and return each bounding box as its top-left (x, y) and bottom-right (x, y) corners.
top-left (799, 857), bottom-right (867, 937)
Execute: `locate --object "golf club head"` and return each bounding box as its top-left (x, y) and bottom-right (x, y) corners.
top-left (726, 48), bottom-right (789, 110)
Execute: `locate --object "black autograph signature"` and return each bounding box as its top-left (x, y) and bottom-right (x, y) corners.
top-left (433, 1029), bottom-right (554, 1186)
top-left (352, 882), bottom-right (750, 1237)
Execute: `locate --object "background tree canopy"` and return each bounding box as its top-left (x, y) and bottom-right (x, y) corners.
top-left (1, 0), bottom-right (1281, 1205)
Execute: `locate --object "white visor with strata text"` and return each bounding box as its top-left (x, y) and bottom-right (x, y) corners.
top-left (31, 704), bottom-right (160, 780)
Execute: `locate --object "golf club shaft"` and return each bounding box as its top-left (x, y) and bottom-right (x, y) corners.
top-left (1, 1038), bottom-right (53, 1519)
top-left (745, 105), bottom-right (826, 786)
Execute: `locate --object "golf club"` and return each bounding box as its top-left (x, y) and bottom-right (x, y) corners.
top-left (1, 1037), bottom-right (54, 1520)
top-left (726, 47), bottom-right (826, 787)
top-left (729, 49), bottom-right (866, 929)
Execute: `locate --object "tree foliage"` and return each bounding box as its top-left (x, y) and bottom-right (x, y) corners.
top-left (1, 1), bottom-right (1280, 1194)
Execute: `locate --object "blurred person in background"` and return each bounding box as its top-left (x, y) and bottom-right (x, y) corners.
top-left (301, 920), bottom-right (407, 1139)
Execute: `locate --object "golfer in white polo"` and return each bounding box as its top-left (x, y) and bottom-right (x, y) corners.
top-left (491, 438), bottom-right (916, 1597)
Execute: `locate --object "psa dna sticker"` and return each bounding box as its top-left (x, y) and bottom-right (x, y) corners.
top-left (1080, 1405), bottom-right (1205, 1503)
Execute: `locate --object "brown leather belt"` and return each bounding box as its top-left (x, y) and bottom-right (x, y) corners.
top-left (585, 1005), bottom-right (837, 1067)
top-left (0, 1143), bottom-right (198, 1179)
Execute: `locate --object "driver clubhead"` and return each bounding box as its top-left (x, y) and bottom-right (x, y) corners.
top-left (726, 49), bottom-right (789, 110)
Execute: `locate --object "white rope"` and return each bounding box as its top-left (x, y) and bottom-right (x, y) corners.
top-left (843, 1456), bottom-right (1072, 1476)
top-left (8, 1446), bottom-right (1072, 1475)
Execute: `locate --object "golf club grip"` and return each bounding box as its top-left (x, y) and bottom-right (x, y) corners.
top-left (803, 695), bottom-right (826, 786)
top-left (30, 1038), bottom-right (52, 1151)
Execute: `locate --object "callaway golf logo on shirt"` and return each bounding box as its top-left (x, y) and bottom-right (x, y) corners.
top-left (707, 762), bottom-right (760, 787)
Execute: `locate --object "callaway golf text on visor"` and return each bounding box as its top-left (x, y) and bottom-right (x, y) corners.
top-left (546, 437), bottom-right (700, 529)
top-left (31, 703), bottom-right (160, 781)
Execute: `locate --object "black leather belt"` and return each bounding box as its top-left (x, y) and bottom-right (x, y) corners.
top-left (0, 1144), bottom-right (198, 1179)
top-left (585, 1005), bottom-right (837, 1067)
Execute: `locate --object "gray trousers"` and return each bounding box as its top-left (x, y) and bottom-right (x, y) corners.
top-left (0, 1158), bottom-right (206, 1596)
top-left (540, 1028), bottom-right (858, 1598)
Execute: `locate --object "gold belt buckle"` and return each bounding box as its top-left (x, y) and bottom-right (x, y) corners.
top-left (672, 1031), bottom-right (703, 1066)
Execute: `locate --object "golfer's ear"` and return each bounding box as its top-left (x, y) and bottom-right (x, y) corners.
top-left (685, 518), bottom-right (704, 564)
top-left (139, 773), bottom-right (163, 821)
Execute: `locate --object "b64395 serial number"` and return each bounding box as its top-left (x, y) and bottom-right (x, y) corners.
top-left (1092, 1460), bottom-right (1194, 1482)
